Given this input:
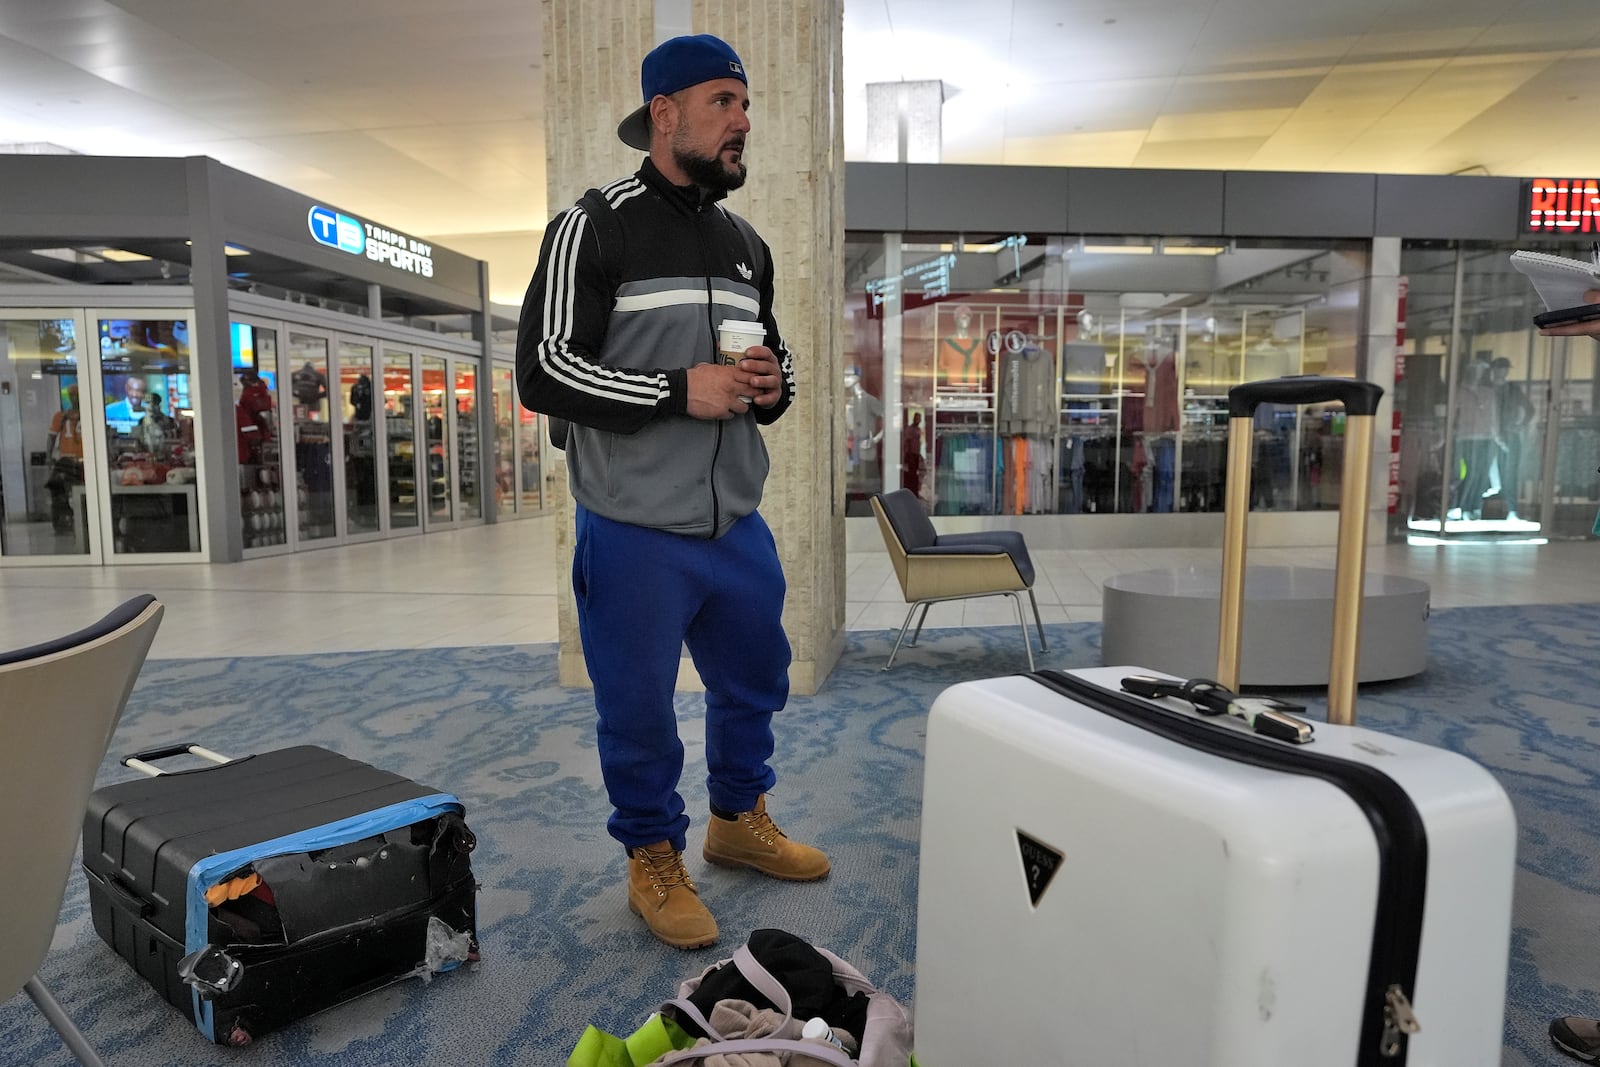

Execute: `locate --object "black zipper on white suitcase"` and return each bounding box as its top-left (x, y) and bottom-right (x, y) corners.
top-left (1031, 668), bottom-right (1427, 1065)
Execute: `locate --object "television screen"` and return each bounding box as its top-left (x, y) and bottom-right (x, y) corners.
top-left (231, 322), bottom-right (256, 369)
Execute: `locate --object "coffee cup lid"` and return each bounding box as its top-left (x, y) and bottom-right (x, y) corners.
top-left (719, 319), bottom-right (765, 335)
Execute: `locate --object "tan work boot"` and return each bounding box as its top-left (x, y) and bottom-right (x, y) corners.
top-left (627, 842), bottom-right (719, 950)
top-left (702, 795), bottom-right (831, 881)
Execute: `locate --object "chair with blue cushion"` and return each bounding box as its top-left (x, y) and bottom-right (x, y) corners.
top-left (1, 595), bottom-right (164, 1067)
top-left (870, 489), bottom-right (1047, 671)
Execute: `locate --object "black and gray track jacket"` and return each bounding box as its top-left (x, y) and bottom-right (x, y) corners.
top-left (515, 158), bottom-right (795, 538)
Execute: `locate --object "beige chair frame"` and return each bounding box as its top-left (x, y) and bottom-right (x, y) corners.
top-left (871, 492), bottom-right (1046, 671)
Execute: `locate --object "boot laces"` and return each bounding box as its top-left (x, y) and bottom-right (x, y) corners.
top-left (637, 845), bottom-right (696, 895)
top-left (742, 808), bottom-right (786, 846)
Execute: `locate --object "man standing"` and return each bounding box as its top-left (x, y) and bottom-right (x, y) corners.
top-left (516, 33), bottom-right (827, 951)
top-left (1539, 288), bottom-right (1600, 1063)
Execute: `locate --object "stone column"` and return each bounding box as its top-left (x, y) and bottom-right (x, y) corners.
top-left (540, 0), bottom-right (847, 695)
top-left (541, 1), bottom-right (653, 689)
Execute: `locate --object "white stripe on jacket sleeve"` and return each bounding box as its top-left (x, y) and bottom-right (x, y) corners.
top-left (537, 206), bottom-right (664, 405)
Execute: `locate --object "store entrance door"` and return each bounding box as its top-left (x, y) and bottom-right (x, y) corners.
top-left (287, 330), bottom-right (337, 545)
top-left (454, 359), bottom-right (480, 521)
top-left (1537, 335), bottom-right (1599, 538)
top-left (381, 347), bottom-right (422, 532)
top-left (337, 337), bottom-right (381, 539)
top-left (420, 353), bottom-right (454, 529)
top-left (231, 319), bottom-right (291, 554)
top-left (0, 312), bottom-right (104, 563)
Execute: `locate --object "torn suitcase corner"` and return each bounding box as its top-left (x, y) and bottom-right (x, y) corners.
top-left (177, 944), bottom-right (244, 997)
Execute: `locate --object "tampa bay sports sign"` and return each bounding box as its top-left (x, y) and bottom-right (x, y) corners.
top-left (307, 205), bottom-right (435, 278)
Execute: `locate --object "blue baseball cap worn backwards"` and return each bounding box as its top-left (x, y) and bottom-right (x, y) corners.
top-left (617, 34), bottom-right (747, 151)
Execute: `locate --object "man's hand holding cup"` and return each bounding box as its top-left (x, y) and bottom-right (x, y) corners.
top-left (720, 320), bottom-right (782, 410)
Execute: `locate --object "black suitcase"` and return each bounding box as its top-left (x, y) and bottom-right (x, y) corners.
top-left (81, 744), bottom-right (479, 1047)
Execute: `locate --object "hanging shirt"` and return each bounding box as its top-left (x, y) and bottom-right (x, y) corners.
top-left (1145, 346), bottom-right (1180, 433)
top-left (998, 346), bottom-right (1057, 435)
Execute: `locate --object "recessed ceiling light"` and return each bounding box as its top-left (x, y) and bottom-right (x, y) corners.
top-left (97, 248), bottom-right (151, 262)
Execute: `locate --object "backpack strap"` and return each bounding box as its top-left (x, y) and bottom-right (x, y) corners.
top-left (577, 187), bottom-right (626, 293)
top-left (719, 205), bottom-right (767, 294)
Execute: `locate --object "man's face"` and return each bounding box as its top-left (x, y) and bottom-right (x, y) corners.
top-left (126, 378), bottom-right (146, 409)
top-left (667, 77), bottom-right (751, 192)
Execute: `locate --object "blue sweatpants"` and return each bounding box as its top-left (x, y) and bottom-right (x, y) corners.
top-left (573, 505), bottom-right (790, 851)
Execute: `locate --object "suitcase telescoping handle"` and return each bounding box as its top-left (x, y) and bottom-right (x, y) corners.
top-left (1219, 375), bottom-right (1384, 726)
top-left (122, 743), bottom-right (232, 777)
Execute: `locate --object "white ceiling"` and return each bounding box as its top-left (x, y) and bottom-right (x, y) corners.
top-left (3, 0), bottom-right (1600, 304)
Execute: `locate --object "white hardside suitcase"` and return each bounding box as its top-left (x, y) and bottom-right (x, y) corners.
top-left (913, 378), bottom-right (1517, 1066)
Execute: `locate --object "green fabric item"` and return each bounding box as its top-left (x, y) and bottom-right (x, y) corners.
top-left (566, 1013), bottom-right (693, 1067)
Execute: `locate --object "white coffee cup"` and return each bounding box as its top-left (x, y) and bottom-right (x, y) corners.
top-left (717, 319), bottom-right (766, 366)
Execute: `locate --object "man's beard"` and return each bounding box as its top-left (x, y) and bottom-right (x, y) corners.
top-left (673, 141), bottom-right (747, 193)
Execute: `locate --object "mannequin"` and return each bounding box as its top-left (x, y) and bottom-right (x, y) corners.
top-left (1488, 357), bottom-right (1534, 520)
top-left (939, 305), bottom-right (984, 390)
top-left (1448, 356), bottom-right (1500, 521)
top-left (844, 367), bottom-right (884, 489)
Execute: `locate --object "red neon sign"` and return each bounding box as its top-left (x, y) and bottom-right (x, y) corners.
top-left (1525, 178), bottom-right (1600, 233)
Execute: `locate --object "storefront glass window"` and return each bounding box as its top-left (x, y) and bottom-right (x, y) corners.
top-left (288, 333), bottom-right (335, 541)
top-left (455, 363), bottom-right (480, 520)
top-left (232, 322), bottom-right (287, 549)
top-left (1397, 238), bottom-right (1598, 541)
top-left (383, 350), bottom-right (419, 529)
top-left (0, 317), bottom-right (90, 557)
top-left (421, 355), bottom-right (452, 522)
top-left (338, 340), bottom-right (379, 534)
top-left (842, 233), bottom-right (1367, 518)
top-left (100, 317), bottom-right (201, 554)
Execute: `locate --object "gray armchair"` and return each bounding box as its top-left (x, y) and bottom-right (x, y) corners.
top-left (870, 489), bottom-right (1046, 670)
top-left (1, 595), bottom-right (164, 1066)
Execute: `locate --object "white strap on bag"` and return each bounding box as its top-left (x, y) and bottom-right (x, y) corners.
top-left (651, 1037), bottom-right (856, 1066)
top-left (653, 944), bottom-right (857, 1066)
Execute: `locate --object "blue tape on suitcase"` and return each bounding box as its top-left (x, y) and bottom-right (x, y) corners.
top-left (81, 746), bottom-right (479, 1047)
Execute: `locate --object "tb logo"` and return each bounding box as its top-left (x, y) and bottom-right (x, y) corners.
top-left (307, 206), bottom-right (365, 255)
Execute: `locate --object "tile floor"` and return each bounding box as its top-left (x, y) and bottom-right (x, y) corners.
top-left (2, 514), bottom-right (1597, 659)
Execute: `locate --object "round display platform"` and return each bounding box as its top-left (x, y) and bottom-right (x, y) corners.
top-left (1101, 565), bottom-right (1430, 687)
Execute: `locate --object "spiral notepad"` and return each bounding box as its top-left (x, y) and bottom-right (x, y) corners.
top-left (1509, 250), bottom-right (1600, 312)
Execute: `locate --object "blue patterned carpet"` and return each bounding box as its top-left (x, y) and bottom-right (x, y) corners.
top-left (3, 604), bottom-right (1598, 1066)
